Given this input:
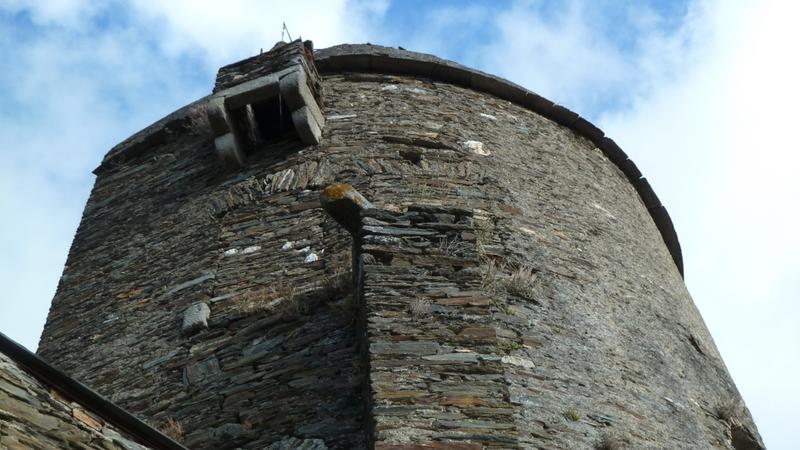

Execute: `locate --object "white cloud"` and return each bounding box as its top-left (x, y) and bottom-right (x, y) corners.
top-left (0, 21), bottom-right (187, 354)
top-left (477, 1), bottom-right (631, 113)
top-left (469, 1), bottom-right (698, 115)
top-left (408, 1), bottom-right (799, 446)
top-left (382, 0), bottom-right (704, 116)
top-left (598, 2), bottom-right (800, 448)
top-left (127, 0), bottom-right (387, 67)
top-left (0, 0), bottom-right (100, 28)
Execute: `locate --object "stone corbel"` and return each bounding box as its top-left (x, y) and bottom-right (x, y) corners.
top-left (205, 64), bottom-right (324, 171)
top-left (206, 96), bottom-right (245, 171)
top-left (279, 69), bottom-right (325, 145)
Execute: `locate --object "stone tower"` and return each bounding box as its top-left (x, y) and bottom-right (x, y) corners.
top-left (36, 41), bottom-right (763, 449)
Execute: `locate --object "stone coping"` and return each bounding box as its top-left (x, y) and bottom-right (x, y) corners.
top-left (95, 96), bottom-right (210, 174)
top-left (315, 44), bottom-right (683, 277)
top-left (93, 43), bottom-right (682, 278)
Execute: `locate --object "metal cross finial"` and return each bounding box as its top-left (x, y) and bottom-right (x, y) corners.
top-left (282, 22), bottom-right (293, 42)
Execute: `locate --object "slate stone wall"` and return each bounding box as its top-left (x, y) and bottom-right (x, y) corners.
top-left (37, 48), bottom-right (761, 450)
top-left (38, 123), bottom-right (366, 448)
top-left (0, 353), bottom-right (150, 449)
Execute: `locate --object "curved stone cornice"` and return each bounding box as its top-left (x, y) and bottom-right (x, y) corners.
top-left (93, 42), bottom-right (683, 278)
top-left (314, 43), bottom-right (683, 277)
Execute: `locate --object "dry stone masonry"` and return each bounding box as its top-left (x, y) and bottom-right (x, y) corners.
top-left (0, 331), bottom-right (186, 449)
top-left (0, 352), bottom-right (150, 449)
top-left (29, 40), bottom-right (764, 449)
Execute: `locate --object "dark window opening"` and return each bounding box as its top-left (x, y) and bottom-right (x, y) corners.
top-left (228, 94), bottom-right (297, 156)
top-left (730, 423), bottom-right (763, 450)
top-left (252, 94), bottom-right (294, 141)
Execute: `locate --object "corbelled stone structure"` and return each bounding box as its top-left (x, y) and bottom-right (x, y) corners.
top-left (32, 40), bottom-right (763, 449)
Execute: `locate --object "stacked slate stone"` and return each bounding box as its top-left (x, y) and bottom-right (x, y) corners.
top-left (39, 105), bottom-right (366, 448)
top-left (0, 353), bottom-right (150, 449)
top-left (358, 205), bottom-right (520, 449)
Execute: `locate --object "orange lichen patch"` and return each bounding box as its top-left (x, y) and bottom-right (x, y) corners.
top-left (375, 390), bottom-right (431, 401)
top-left (439, 395), bottom-right (485, 407)
top-left (500, 204), bottom-right (523, 215)
top-left (116, 287), bottom-right (143, 300)
top-left (72, 408), bottom-right (103, 430)
top-left (322, 183), bottom-right (353, 201)
top-left (49, 388), bottom-right (68, 402)
top-left (456, 327), bottom-right (497, 340)
top-left (322, 183), bottom-right (369, 206)
top-left (351, 193), bottom-right (369, 206)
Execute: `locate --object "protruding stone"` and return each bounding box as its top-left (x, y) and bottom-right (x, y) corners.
top-left (319, 184), bottom-right (373, 234)
top-left (463, 140), bottom-right (489, 156)
top-left (292, 106), bottom-right (323, 144)
top-left (279, 70), bottom-right (325, 127)
top-left (214, 133), bottom-right (245, 171)
top-left (206, 96), bottom-right (231, 135)
top-left (223, 73), bottom-right (280, 110)
top-left (207, 41), bottom-right (326, 169)
top-left (501, 355), bottom-right (536, 369)
top-left (181, 303), bottom-right (210, 336)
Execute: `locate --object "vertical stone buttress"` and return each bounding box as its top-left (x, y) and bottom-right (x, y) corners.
top-left (36, 42), bottom-right (763, 450)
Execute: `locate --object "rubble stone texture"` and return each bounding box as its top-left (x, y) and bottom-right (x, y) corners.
top-left (35, 42), bottom-right (763, 449)
top-left (0, 353), bottom-right (150, 449)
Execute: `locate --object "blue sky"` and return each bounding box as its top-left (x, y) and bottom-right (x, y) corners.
top-left (0, 1), bottom-right (797, 448)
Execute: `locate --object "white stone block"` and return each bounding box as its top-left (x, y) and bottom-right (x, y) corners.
top-left (181, 303), bottom-right (210, 336)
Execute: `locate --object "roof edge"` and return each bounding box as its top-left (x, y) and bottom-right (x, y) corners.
top-left (314, 43), bottom-right (683, 278)
top-left (0, 332), bottom-right (188, 450)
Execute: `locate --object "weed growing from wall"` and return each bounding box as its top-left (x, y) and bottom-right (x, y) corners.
top-left (409, 295), bottom-right (432, 317)
top-left (505, 266), bottom-right (538, 300)
top-left (498, 339), bottom-right (523, 353)
top-left (158, 418), bottom-right (184, 442)
top-left (438, 235), bottom-right (470, 257)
